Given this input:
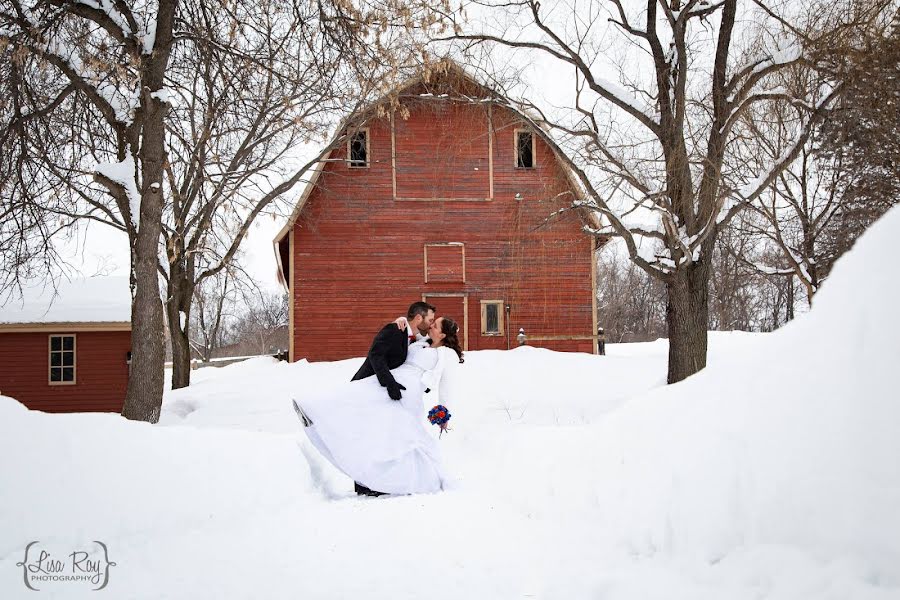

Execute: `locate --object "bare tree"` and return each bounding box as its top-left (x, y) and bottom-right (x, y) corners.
top-left (2, 0), bottom-right (180, 421)
top-left (708, 219), bottom-right (800, 330)
top-left (708, 224), bottom-right (763, 331)
top-left (228, 290), bottom-right (288, 356)
top-left (189, 265), bottom-right (236, 362)
top-left (815, 7), bottom-right (899, 264)
top-left (156, 1), bottom-right (419, 389)
top-left (1, 0), bottom-right (428, 419)
top-left (728, 4), bottom-right (897, 304)
top-left (0, 100), bottom-right (72, 297)
top-left (426, 0), bottom-right (887, 382)
top-left (597, 220), bottom-right (803, 342)
top-left (596, 244), bottom-right (666, 343)
top-left (817, 2), bottom-right (899, 203)
top-left (738, 135), bottom-right (845, 304)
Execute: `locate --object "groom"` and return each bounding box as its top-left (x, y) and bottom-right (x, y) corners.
top-left (351, 301), bottom-right (435, 400)
top-left (349, 301), bottom-right (435, 497)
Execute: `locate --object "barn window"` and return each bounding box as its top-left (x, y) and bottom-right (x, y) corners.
top-left (515, 129), bottom-right (534, 169)
top-left (480, 300), bottom-right (505, 336)
top-left (348, 129), bottom-right (369, 168)
top-left (49, 334), bottom-right (76, 385)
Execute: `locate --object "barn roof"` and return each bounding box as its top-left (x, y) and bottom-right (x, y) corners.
top-left (0, 275), bottom-right (131, 329)
top-left (272, 60), bottom-right (598, 249)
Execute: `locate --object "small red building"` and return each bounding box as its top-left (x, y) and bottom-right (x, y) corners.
top-left (275, 66), bottom-right (601, 362)
top-left (0, 276), bottom-right (131, 413)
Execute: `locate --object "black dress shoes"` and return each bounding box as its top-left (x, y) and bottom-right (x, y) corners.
top-left (354, 482), bottom-right (388, 497)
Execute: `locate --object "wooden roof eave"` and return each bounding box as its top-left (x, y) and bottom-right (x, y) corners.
top-left (0, 321), bottom-right (132, 333)
top-left (273, 155), bottom-right (330, 247)
top-left (272, 154), bottom-right (332, 291)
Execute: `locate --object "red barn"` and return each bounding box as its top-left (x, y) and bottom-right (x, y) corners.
top-left (275, 66), bottom-right (601, 362)
top-left (0, 276), bottom-right (131, 413)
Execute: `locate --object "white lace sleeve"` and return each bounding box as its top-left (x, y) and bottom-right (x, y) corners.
top-left (435, 347), bottom-right (461, 408)
top-left (419, 346), bottom-right (442, 392)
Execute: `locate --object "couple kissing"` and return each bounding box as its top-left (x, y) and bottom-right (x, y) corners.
top-left (293, 302), bottom-right (463, 497)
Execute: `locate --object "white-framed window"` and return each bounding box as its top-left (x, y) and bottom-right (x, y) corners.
top-left (514, 129), bottom-right (534, 169)
top-left (49, 334), bottom-right (76, 385)
top-left (348, 128), bottom-right (369, 168)
top-left (480, 300), bottom-right (505, 336)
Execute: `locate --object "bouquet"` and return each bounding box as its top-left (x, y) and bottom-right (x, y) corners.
top-left (427, 405), bottom-right (451, 437)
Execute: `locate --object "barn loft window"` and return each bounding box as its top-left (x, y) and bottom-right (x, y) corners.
top-left (515, 129), bottom-right (534, 169)
top-left (480, 300), bottom-right (505, 336)
top-left (49, 334), bottom-right (76, 385)
top-left (348, 129), bottom-right (369, 168)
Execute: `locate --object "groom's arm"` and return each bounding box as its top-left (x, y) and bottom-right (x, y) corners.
top-left (368, 325), bottom-right (402, 388)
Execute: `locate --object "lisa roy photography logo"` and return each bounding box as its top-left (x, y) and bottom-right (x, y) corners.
top-left (16, 540), bottom-right (116, 591)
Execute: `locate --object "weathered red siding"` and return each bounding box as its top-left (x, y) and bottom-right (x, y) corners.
top-left (289, 86), bottom-right (596, 361)
top-left (0, 330), bottom-right (130, 412)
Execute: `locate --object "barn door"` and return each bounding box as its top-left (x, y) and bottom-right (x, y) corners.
top-left (423, 293), bottom-right (468, 351)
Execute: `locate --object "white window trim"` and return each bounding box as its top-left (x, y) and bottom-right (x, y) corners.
top-left (48, 334), bottom-right (77, 386)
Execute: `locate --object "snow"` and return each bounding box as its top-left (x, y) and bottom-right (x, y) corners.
top-left (150, 88), bottom-right (175, 107)
top-left (141, 17), bottom-right (157, 55)
top-left (2, 206), bottom-right (900, 597)
top-left (75, 0), bottom-right (133, 37)
top-left (40, 36), bottom-right (138, 125)
top-left (0, 275), bottom-right (130, 324)
top-left (593, 75), bottom-right (656, 120)
top-left (96, 151), bottom-right (141, 231)
top-left (760, 44), bottom-right (803, 73)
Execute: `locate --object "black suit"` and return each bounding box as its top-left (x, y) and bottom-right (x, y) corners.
top-left (351, 324), bottom-right (411, 387)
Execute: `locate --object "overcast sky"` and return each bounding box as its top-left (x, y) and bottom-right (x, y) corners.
top-left (57, 206), bottom-right (288, 296)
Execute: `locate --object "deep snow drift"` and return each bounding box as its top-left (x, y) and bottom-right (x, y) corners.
top-left (2, 207), bottom-right (899, 598)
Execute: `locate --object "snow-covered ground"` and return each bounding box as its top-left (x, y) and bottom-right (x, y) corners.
top-left (2, 207), bottom-right (899, 598)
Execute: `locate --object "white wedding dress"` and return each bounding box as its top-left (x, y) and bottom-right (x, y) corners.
top-left (295, 341), bottom-right (458, 495)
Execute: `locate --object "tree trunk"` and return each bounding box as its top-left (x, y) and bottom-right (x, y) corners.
top-left (120, 0), bottom-right (177, 423)
top-left (121, 102), bottom-right (167, 420)
top-left (166, 252), bottom-right (195, 390)
top-left (665, 258), bottom-right (711, 384)
top-left (787, 276), bottom-right (796, 320)
top-left (121, 107), bottom-right (168, 419)
top-left (166, 292), bottom-right (192, 390)
top-left (123, 235), bottom-right (166, 421)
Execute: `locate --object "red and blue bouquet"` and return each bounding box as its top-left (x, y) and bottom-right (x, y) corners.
top-left (427, 405), bottom-right (451, 436)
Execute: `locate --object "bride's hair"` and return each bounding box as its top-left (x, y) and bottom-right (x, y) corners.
top-left (440, 317), bottom-right (464, 363)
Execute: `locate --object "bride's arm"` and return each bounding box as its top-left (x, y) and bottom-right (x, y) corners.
top-left (436, 347), bottom-right (461, 407)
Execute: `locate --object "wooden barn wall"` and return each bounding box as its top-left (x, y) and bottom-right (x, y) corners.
top-left (0, 330), bottom-right (131, 412)
top-left (394, 101), bottom-right (491, 199)
top-left (291, 98), bottom-right (595, 361)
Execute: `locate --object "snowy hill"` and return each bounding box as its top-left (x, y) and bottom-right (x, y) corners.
top-left (2, 207), bottom-right (899, 598)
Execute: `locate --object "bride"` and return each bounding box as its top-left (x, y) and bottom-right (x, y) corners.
top-left (293, 316), bottom-right (464, 496)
